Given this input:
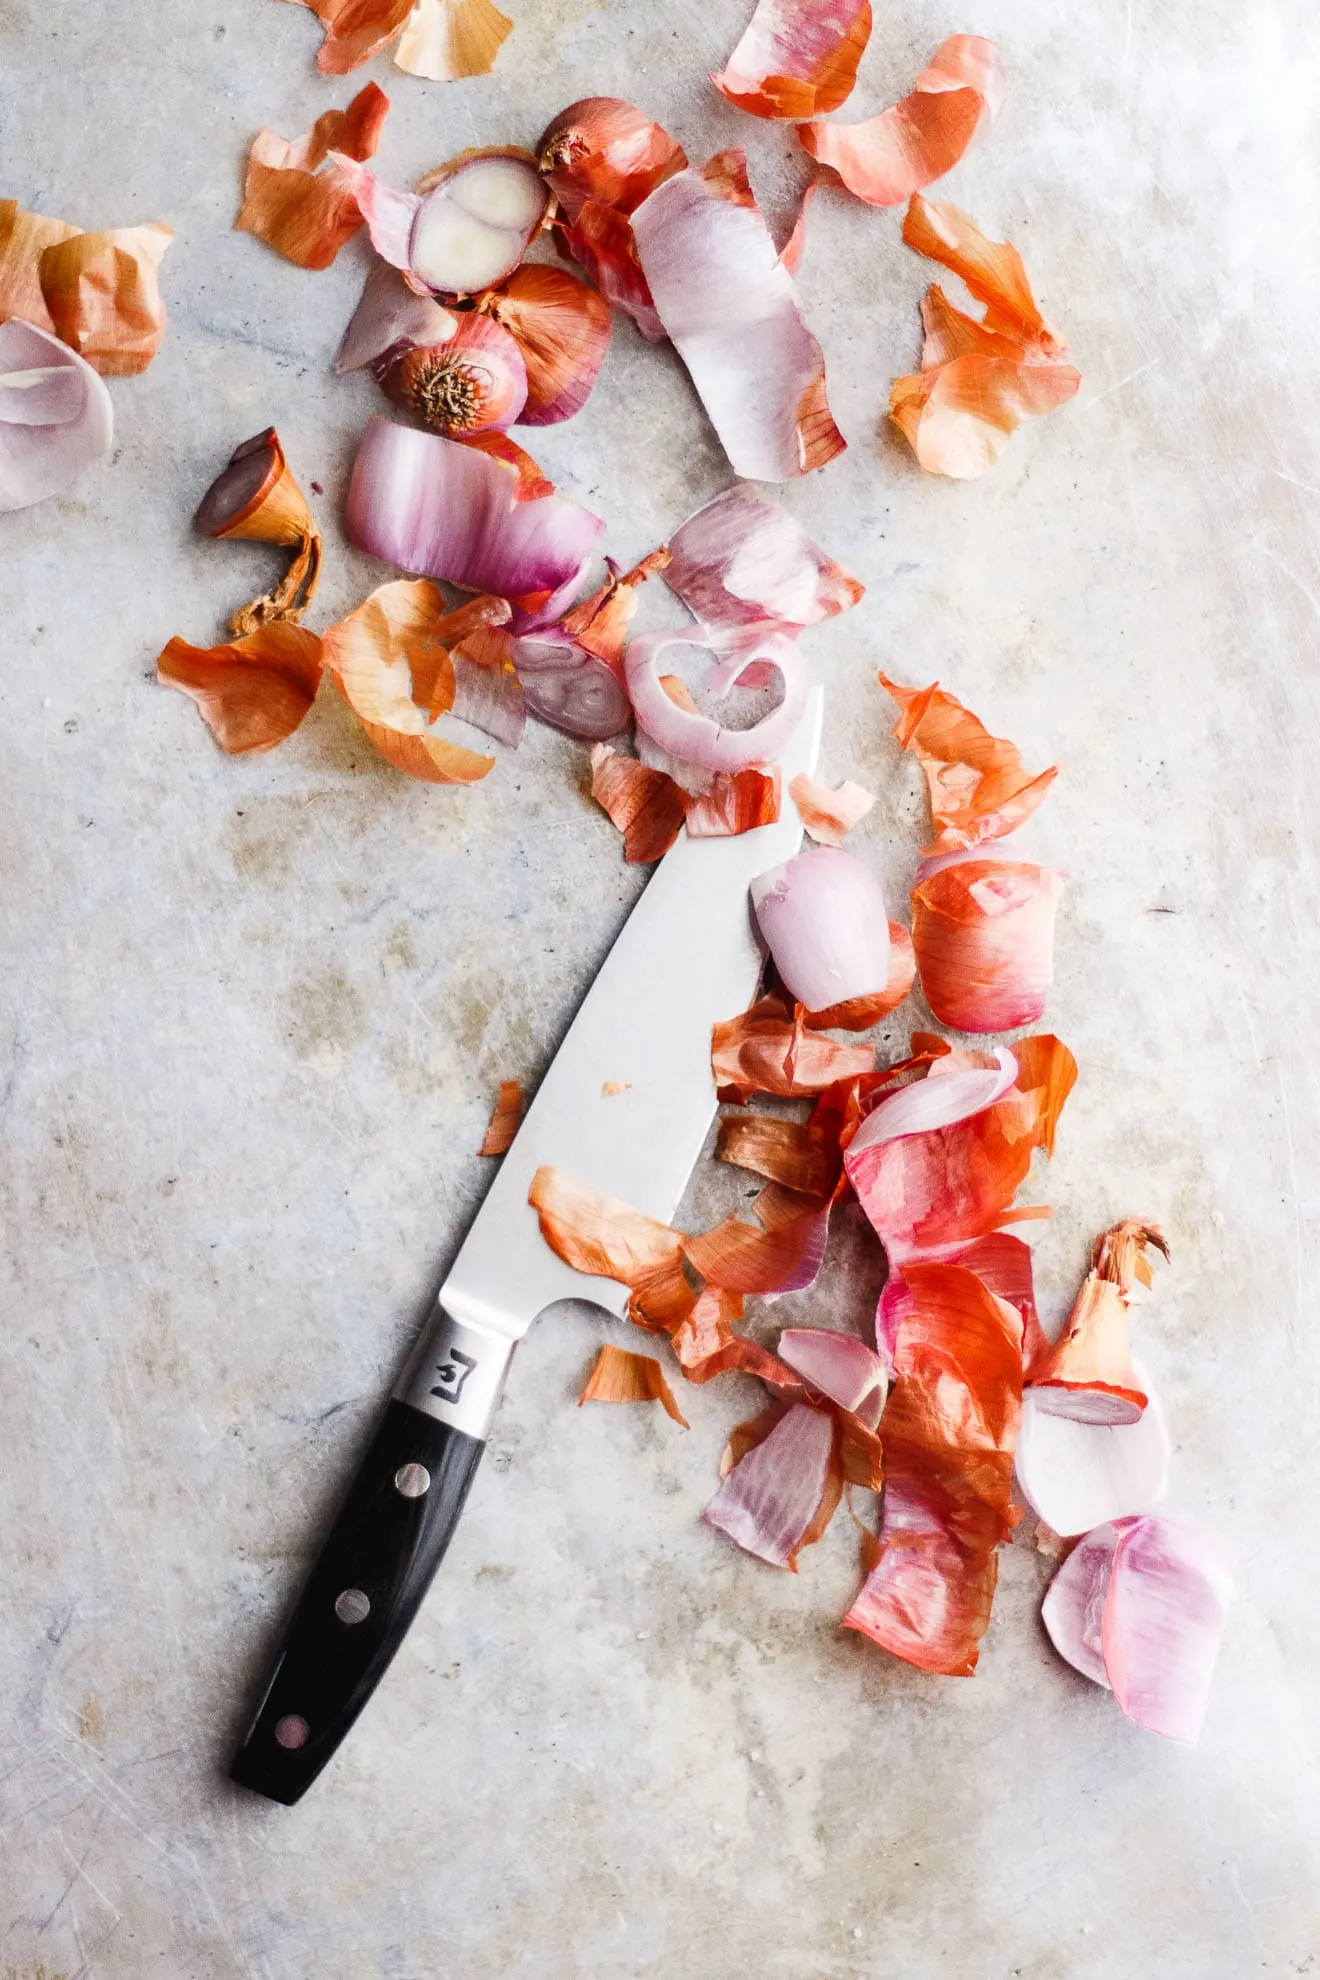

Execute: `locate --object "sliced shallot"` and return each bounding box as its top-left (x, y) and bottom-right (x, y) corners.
top-left (751, 847), bottom-right (890, 1012)
top-left (517, 647), bottom-right (632, 741)
top-left (631, 151), bottom-right (844, 480)
top-left (625, 632), bottom-right (807, 772)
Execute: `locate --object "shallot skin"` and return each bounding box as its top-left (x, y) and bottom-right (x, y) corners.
top-left (751, 847), bottom-right (890, 1013)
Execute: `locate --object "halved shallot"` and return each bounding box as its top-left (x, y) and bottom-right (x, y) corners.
top-left (798, 35), bottom-right (1003, 206)
top-left (378, 312), bottom-right (528, 435)
top-left (631, 152), bottom-right (845, 481)
top-left (0, 317), bottom-right (114, 513)
top-left (333, 147), bottom-right (550, 299)
top-left (346, 416), bottom-right (603, 614)
top-left (625, 632), bottom-right (807, 773)
top-left (713, 0), bottom-right (872, 121)
top-left (663, 485), bottom-right (863, 652)
top-left (1043, 1516), bottom-right (1232, 1744)
top-left (751, 847), bottom-right (890, 1013)
top-left (1026, 1219), bottom-right (1168, 1424)
top-left (195, 427), bottom-right (323, 636)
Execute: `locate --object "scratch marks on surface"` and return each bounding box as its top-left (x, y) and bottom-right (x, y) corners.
top-left (1270, 466), bottom-right (1320, 500)
top-left (1075, 357), bottom-right (1160, 414)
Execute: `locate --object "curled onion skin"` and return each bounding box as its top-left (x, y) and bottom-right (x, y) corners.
top-left (751, 848), bottom-right (891, 1012)
top-left (624, 632), bottom-right (808, 772)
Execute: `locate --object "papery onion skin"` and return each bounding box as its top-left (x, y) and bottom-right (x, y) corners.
top-left (282, 0), bottom-right (414, 75)
top-left (797, 34), bottom-right (1002, 206)
top-left (0, 317), bottom-right (114, 513)
top-left (625, 632), bottom-right (808, 773)
top-left (664, 484), bottom-right (863, 652)
top-left (703, 1403), bottom-right (837, 1569)
top-left (579, 1343), bottom-right (689, 1427)
top-left (751, 847), bottom-right (890, 1012)
top-left (394, 0), bottom-right (513, 81)
top-left (912, 859), bottom-right (1063, 1033)
top-left (157, 623), bottom-right (324, 754)
top-left (0, 199), bottom-right (81, 334)
top-left (714, 0), bottom-right (871, 121)
top-left (380, 312), bottom-right (528, 434)
top-left (479, 262), bottom-right (612, 425)
top-left (38, 222), bottom-right (174, 377)
top-left (880, 671), bottom-right (1058, 854)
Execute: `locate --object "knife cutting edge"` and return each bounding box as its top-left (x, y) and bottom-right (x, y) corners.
top-left (230, 687), bottom-right (823, 1803)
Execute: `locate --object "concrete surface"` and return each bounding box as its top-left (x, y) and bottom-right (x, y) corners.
top-left (3, 0), bottom-right (1320, 1973)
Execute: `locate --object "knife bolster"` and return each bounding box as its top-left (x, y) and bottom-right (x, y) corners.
top-left (393, 1303), bottom-right (515, 1441)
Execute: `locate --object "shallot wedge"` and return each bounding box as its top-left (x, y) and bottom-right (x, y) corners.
top-left (845, 1262), bottom-right (1023, 1673)
top-left (790, 772), bottom-right (875, 845)
top-left (335, 262), bottom-right (457, 373)
top-left (157, 624), bottom-right (324, 753)
top-left (911, 858), bottom-right (1064, 1033)
top-left (799, 35), bottom-right (1003, 206)
top-left (801, 922), bottom-right (914, 1028)
top-left (334, 148), bottom-right (550, 299)
top-left (663, 485), bottom-right (863, 653)
top-left (37, 222), bottom-right (173, 376)
top-left (631, 151), bottom-right (844, 481)
top-left (713, 0), bottom-right (872, 121)
top-left (880, 672), bottom-right (1058, 853)
top-left (320, 579), bottom-right (510, 784)
top-left (279, 0), bottom-right (413, 74)
top-left (580, 1344), bottom-right (689, 1428)
top-left (890, 195), bottom-right (1079, 478)
top-left (195, 427), bottom-right (323, 635)
top-left (751, 847), bottom-right (890, 1012)
top-left (625, 632), bottom-right (807, 772)
top-left (1015, 1361), bottom-right (1169, 1537)
top-left (479, 263), bottom-right (612, 425)
top-left (346, 417), bottom-right (603, 614)
top-left (237, 83), bottom-right (389, 270)
top-left (1044, 1516), bottom-right (1233, 1744)
top-left (703, 1403), bottom-right (836, 1568)
top-left (777, 1328), bottom-right (887, 1429)
top-left (394, 0), bottom-right (513, 79)
top-left (0, 318), bottom-right (113, 513)
top-left (1027, 1220), bottom-right (1168, 1424)
top-left (478, 1078), bottom-right (524, 1154)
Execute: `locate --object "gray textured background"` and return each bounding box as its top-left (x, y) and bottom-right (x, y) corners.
top-left (3, 0), bottom-right (1319, 1973)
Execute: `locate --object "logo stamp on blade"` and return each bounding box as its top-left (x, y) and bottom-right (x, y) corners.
top-left (430, 1347), bottom-right (477, 1406)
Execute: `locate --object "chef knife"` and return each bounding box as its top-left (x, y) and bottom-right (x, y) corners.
top-left (230, 688), bottom-right (822, 1803)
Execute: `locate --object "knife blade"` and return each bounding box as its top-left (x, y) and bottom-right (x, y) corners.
top-left (230, 689), bottom-right (822, 1803)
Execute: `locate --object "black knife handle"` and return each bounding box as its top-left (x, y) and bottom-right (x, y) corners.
top-left (231, 1307), bottom-right (514, 1805)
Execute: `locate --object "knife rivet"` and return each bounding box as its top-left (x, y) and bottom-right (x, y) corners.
top-left (335, 1588), bottom-right (371, 1626)
top-left (274, 1714), bottom-right (309, 1750)
top-left (394, 1463), bottom-right (431, 1499)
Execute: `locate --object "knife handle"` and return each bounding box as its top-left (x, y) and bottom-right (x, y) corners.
top-left (230, 1308), bottom-right (514, 1805)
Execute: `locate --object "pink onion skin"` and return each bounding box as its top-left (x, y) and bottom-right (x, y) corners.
top-left (345, 416), bottom-right (603, 609)
top-left (702, 1403), bottom-right (834, 1567)
top-left (751, 847), bottom-right (890, 1012)
top-left (624, 632), bottom-right (808, 772)
top-left (777, 1328), bottom-right (886, 1428)
top-left (0, 319), bottom-right (113, 514)
top-left (850, 1046), bottom-right (1017, 1156)
top-left (1041, 1522), bottom-right (1118, 1688)
top-left (335, 263), bottom-right (458, 374)
top-left (664, 485), bottom-right (863, 653)
top-left (1101, 1516), bottom-right (1233, 1745)
top-left (330, 156), bottom-right (420, 269)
